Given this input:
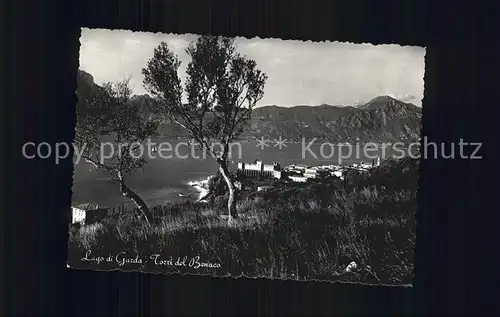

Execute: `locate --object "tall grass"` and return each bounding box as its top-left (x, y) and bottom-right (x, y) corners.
top-left (68, 183), bottom-right (416, 285)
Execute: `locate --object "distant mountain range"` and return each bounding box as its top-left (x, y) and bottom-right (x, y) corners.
top-left (77, 70), bottom-right (422, 143)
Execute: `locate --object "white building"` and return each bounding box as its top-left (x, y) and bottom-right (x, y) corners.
top-left (286, 164), bottom-right (308, 172)
top-left (288, 175), bottom-right (308, 183)
top-left (303, 168), bottom-right (330, 179)
top-left (237, 160), bottom-right (282, 179)
top-left (71, 203), bottom-right (99, 225)
top-left (257, 185), bottom-right (273, 192)
top-left (352, 157), bottom-right (380, 171)
top-left (317, 164), bottom-right (340, 171)
top-left (360, 161), bottom-right (373, 169)
top-left (331, 170), bottom-right (344, 180)
top-left (71, 203), bottom-right (107, 225)
top-left (71, 206), bottom-right (86, 225)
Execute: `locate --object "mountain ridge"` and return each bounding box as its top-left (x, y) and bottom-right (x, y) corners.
top-left (77, 70), bottom-right (422, 143)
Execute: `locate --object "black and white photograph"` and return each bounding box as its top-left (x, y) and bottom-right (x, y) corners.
top-left (67, 28), bottom-right (425, 286)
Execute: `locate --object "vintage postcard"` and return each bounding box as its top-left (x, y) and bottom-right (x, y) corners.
top-left (68, 28), bottom-right (425, 286)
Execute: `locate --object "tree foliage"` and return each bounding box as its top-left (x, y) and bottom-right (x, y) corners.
top-left (142, 35), bottom-right (268, 221)
top-left (142, 36), bottom-right (268, 158)
top-left (76, 78), bottom-right (158, 180)
top-left (75, 76), bottom-right (159, 224)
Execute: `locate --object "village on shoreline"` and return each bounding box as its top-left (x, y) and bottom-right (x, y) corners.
top-left (192, 156), bottom-right (382, 199)
top-left (158, 135), bottom-right (420, 146)
top-left (71, 155), bottom-right (383, 226)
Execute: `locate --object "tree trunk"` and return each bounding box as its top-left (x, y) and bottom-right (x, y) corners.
top-left (119, 179), bottom-right (154, 225)
top-left (218, 161), bottom-right (238, 222)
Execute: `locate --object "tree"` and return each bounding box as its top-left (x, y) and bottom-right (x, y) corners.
top-left (75, 76), bottom-right (158, 225)
top-left (142, 35), bottom-right (267, 222)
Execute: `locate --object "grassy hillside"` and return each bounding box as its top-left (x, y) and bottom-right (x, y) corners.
top-left (68, 157), bottom-right (418, 285)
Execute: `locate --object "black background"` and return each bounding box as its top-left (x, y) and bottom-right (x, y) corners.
top-left (3, 0), bottom-right (498, 315)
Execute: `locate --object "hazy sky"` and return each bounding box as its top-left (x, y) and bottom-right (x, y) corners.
top-left (79, 28), bottom-right (426, 107)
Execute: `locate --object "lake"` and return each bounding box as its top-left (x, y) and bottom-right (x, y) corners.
top-left (71, 138), bottom-right (414, 208)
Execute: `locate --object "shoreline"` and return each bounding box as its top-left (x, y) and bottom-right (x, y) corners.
top-left (187, 175), bottom-right (214, 201)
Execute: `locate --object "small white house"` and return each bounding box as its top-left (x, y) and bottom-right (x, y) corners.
top-left (71, 207), bottom-right (86, 225)
top-left (71, 203), bottom-right (100, 225)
